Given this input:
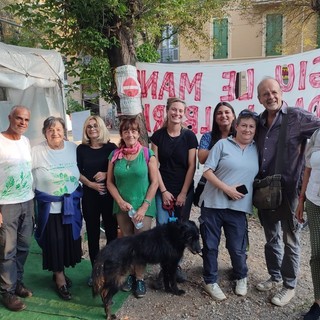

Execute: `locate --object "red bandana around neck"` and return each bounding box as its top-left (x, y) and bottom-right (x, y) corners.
top-left (111, 142), bottom-right (142, 163)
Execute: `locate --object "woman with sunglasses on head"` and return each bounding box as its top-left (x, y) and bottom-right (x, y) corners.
top-left (76, 115), bottom-right (118, 287)
top-left (199, 109), bottom-right (259, 301)
top-left (194, 102), bottom-right (236, 206)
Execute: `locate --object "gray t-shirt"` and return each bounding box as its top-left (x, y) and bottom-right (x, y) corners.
top-left (199, 137), bottom-right (259, 214)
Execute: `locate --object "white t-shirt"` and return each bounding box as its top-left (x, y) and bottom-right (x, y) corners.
top-left (32, 140), bottom-right (80, 213)
top-left (0, 133), bottom-right (34, 205)
top-left (305, 129), bottom-right (320, 206)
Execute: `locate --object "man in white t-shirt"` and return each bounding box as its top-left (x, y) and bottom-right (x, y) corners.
top-left (0, 105), bottom-right (34, 312)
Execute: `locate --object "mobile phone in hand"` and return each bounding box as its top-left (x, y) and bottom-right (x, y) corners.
top-left (227, 184), bottom-right (248, 200)
top-left (236, 184), bottom-right (248, 195)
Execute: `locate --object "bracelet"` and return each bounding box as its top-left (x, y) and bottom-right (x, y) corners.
top-left (161, 190), bottom-right (167, 194)
top-left (299, 195), bottom-right (306, 201)
top-left (143, 199), bottom-right (151, 206)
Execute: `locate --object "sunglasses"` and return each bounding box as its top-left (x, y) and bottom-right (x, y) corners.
top-left (86, 124), bottom-right (99, 130)
top-left (238, 109), bottom-right (259, 120)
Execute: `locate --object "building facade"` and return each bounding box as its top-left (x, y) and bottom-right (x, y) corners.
top-left (159, 1), bottom-right (320, 63)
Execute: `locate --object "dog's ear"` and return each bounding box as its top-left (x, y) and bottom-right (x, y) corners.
top-left (178, 220), bottom-right (198, 239)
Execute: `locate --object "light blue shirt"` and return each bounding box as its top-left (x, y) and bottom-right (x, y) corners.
top-left (199, 137), bottom-right (259, 214)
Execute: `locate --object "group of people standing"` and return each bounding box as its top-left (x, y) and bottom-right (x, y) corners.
top-left (197, 77), bottom-right (320, 320)
top-left (1, 77), bottom-right (320, 320)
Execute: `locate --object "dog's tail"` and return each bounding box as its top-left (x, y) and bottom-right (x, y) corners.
top-left (92, 259), bottom-right (105, 297)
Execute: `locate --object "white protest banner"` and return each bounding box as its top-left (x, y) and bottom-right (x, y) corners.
top-left (137, 49), bottom-right (320, 138)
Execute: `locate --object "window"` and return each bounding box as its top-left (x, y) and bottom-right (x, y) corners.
top-left (266, 14), bottom-right (283, 56)
top-left (158, 26), bottom-right (179, 62)
top-left (212, 18), bottom-right (228, 59)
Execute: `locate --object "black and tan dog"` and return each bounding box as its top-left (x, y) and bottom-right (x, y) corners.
top-left (92, 220), bottom-right (201, 319)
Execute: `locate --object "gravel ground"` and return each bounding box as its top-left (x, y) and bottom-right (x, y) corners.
top-left (83, 206), bottom-right (314, 320)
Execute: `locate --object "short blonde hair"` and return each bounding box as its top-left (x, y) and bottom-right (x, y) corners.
top-left (82, 115), bottom-right (110, 145)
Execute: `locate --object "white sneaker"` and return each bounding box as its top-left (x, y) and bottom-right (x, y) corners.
top-left (271, 287), bottom-right (295, 307)
top-left (235, 277), bottom-right (247, 296)
top-left (256, 278), bottom-right (283, 292)
top-left (203, 283), bottom-right (227, 301)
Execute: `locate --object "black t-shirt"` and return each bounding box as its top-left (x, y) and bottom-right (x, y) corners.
top-left (76, 142), bottom-right (117, 191)
top-left (151, 127), bottom-right (198, 197)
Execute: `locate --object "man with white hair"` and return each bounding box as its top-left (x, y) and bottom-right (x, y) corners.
top-left (255, 77), bottom-right (320, 307)
top-left (0, 105), bottom-right (34, 311)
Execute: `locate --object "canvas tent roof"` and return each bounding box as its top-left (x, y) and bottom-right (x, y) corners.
top-left (0, 42), bottom-right (66, 146)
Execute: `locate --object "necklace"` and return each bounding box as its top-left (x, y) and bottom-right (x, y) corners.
top-left (125, 154), bottom-right (134, 169)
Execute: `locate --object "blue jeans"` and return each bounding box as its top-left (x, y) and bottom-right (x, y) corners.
top-left (258, 194), bottom-right (300, 289)
top-left (0, 200), bottom-right (34, 294)
top-left (200, 206), bottom-right (248, 284)
top-left (155, 188), bottom-right (194, 225)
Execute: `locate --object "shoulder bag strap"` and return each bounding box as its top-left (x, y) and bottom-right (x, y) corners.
top-left (274, 109), bottom-right (289, 174)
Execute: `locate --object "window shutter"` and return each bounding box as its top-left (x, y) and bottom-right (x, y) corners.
top-left (266, 14), bottom-right (283, 56)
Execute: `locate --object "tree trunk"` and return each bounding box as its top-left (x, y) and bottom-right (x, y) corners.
top-left (105, 22), bottom-right (149, 147)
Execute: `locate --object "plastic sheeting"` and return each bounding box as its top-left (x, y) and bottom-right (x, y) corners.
top-left (0, 42), bottom-right (66, 146)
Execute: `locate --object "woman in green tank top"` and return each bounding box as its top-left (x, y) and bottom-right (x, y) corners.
top-left (107, 116), bottom-right (158, 299)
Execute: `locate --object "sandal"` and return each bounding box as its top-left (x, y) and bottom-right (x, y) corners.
top-left (56, 284), bottom-right (72, 300)
top-left (52, 274), bottom-right (72, 288)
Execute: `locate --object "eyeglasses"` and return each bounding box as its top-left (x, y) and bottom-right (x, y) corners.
top-left (86, 124), bottom-right (99, 130)
top-left (238, 109), bottom-right (259, 121)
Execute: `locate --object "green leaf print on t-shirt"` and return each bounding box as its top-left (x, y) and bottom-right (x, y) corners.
top-left (51, 171), bottom-right (78, 196)
top-left (2, 171), bottom-right (32, 198)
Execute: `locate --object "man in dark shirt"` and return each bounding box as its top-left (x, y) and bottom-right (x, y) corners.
top-left (255, 77), bottom-right (320, 307)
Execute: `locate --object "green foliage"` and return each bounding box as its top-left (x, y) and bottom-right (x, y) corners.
top-left (68, 56), bottom-right (114, 102)
top-left (5, 0), bottom-right (231, 101)
top-left (66, 97), bottom-right (85, 115)
top-left (136, 43), bottom-right (160, 62)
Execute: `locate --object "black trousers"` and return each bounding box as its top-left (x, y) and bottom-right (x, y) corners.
top-left (82, 189), bottom-right (118, 266)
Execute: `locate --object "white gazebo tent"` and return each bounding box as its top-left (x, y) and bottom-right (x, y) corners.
top-left (0, 42), bottom-right (66, 146)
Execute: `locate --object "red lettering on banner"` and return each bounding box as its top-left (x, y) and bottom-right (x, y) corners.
top-left (248, 105), bottom-right (255, 111)
top-left (159, 72), bottom-right (176, 99)
top-left (221, 71), bottom-right (236, 101)
top-left (309, 57), bottom-right (320, 88)
top-left (276, 64), bottom-right (294, 92)
top-left (299, 61), bottom-right (307, 90)
top-left (143, 104), bottom-right (151, 131)
top-left (184, 106), bottom-right (198, 133)
top-left (200, 106), bottom-right (212, 134)
top-left (138, 70), bottom-right (159, 99)
top-left (295, 98), bottom-right (304, 108)
top-left (179, 73), bottom-right (203, 101)
top-left (238, 69), bottom-right (254, 101)
top-left (308, 95), bottom-right (320, 116)
top-left (152, 105), bottom-right (165, 132)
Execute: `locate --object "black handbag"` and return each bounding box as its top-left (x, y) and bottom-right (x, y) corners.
top-left (253, 112), bottom-right (288, 211)
top-left (253, 174), bottom-right (282, 210)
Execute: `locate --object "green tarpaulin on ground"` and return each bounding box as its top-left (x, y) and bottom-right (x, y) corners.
top-left (0, 239), bottom-right (129, 319)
